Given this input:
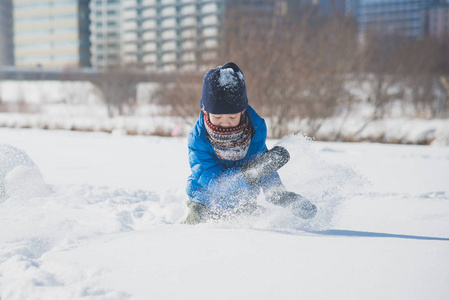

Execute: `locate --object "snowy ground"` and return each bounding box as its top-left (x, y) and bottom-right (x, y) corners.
top-left (1, 128), bottom-right (449, 300)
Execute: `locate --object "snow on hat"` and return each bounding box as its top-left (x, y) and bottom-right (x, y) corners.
top-left (200, 62), bottom-right (248, 114)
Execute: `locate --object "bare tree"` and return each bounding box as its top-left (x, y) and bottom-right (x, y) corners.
top-left (352, 33), bottom-right (408, 137)
top-left (439, 76), bottom-right (449, 118)
top-left (153, 72), bottom-right (203, 124)
top-left (92, 67), bottom-right (140, 117)
top-left (217, 5), bottom-right (360, 138)
top-left (398, 37), bottom-right (447, 118)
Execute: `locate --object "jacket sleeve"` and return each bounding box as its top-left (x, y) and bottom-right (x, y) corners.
top-left (259, 172), bottom-right (284, 192)
top-left (188, 134), bottom-right (252, 196)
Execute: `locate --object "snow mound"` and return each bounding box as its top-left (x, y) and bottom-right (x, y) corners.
top-left (0, 183), bottom-right (186, 300)
top-left (1, 129), bottom-right (448, 300)
top-left (0, 144), bottom-right (52, 202)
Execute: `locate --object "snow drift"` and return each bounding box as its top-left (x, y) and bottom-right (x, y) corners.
top-left (0, 144), bottom-right (51, 202)
top-left (1, 128), bottom-right (448, 300)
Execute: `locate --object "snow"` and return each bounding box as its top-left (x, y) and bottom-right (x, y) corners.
top-left (1, 128), bottom-right (449, 299)
top-left (218, 67), bottom-right (243, 88)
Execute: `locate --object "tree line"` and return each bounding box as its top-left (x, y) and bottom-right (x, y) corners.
top-left (157, 4), bottom-right (449, 139)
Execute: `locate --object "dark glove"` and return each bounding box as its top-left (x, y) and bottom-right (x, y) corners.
top-left (290, 198), bottom-right (317, 219)
top-left (241, 146), bottom-right (290, 186)
top-left (267, 190), bottom-right (317, 219)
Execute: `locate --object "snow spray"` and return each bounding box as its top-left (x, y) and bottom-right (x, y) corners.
top-left (271, 134), bottom-right (367, 231)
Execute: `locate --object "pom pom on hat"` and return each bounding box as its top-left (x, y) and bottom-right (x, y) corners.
top-left (200, 62), bottom-right (248, 114)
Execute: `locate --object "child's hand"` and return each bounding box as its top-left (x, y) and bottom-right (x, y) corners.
top-left (241, 146), bottom-right (290, 186)
top-left (266, 190), bottom-right (317, 219)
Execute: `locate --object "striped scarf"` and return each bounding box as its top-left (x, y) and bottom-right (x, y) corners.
top-left (204, 112), bottom-right (254, 161)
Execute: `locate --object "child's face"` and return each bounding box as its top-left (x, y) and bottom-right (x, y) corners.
top-left (208, 111), bottom-right (243, 128)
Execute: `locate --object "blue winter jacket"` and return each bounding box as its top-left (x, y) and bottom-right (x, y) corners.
top-left (186, 105), bottom-right (283, 209)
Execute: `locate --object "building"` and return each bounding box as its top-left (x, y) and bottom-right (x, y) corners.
top-left (346, 0), bottom-right (449, 38)
top-left (120, 0), bottom-right (288, 71)
top-left (425, 1), bottom-right (449, 39)
top-left (0, 0), bottom-right (14, 66)
top-left (318, 0), bottom-right (346, 16)
top-left (13, 0), bottom-right (91, 68)
top-left (348, 0), bottom-right (429, 37)
top-left (121, 0), bottom-right (224, 71)
top-left (299, 0), bottom-right (346, 17)
top-left (89, 0), bottom-right (123, 68)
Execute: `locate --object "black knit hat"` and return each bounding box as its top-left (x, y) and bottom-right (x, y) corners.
top-left (200, 62), bottom-right (248, 114)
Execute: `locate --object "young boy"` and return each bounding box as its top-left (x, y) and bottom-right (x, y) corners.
top-left (185, 62), bottom-right (316, 224)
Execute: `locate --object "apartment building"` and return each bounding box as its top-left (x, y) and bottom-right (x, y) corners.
top-left (121, 0), bottom-right (224, 71)
top-left (0, 0), bottom-right (14, 66)
top-left (346, 0), bottom-right (449, 38)
top-left (13, 0), bottom-right (90, 68)
top-left (90, 0), bottom-right (123, 68)
top-left (426, 1), bottom-right (449, 39)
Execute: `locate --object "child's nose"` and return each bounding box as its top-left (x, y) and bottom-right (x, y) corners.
top-left (220, 119), bottom-right (231, 127)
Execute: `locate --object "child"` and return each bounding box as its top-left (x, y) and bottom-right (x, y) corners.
top-left (185, 62), bottom-right (316, 224)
